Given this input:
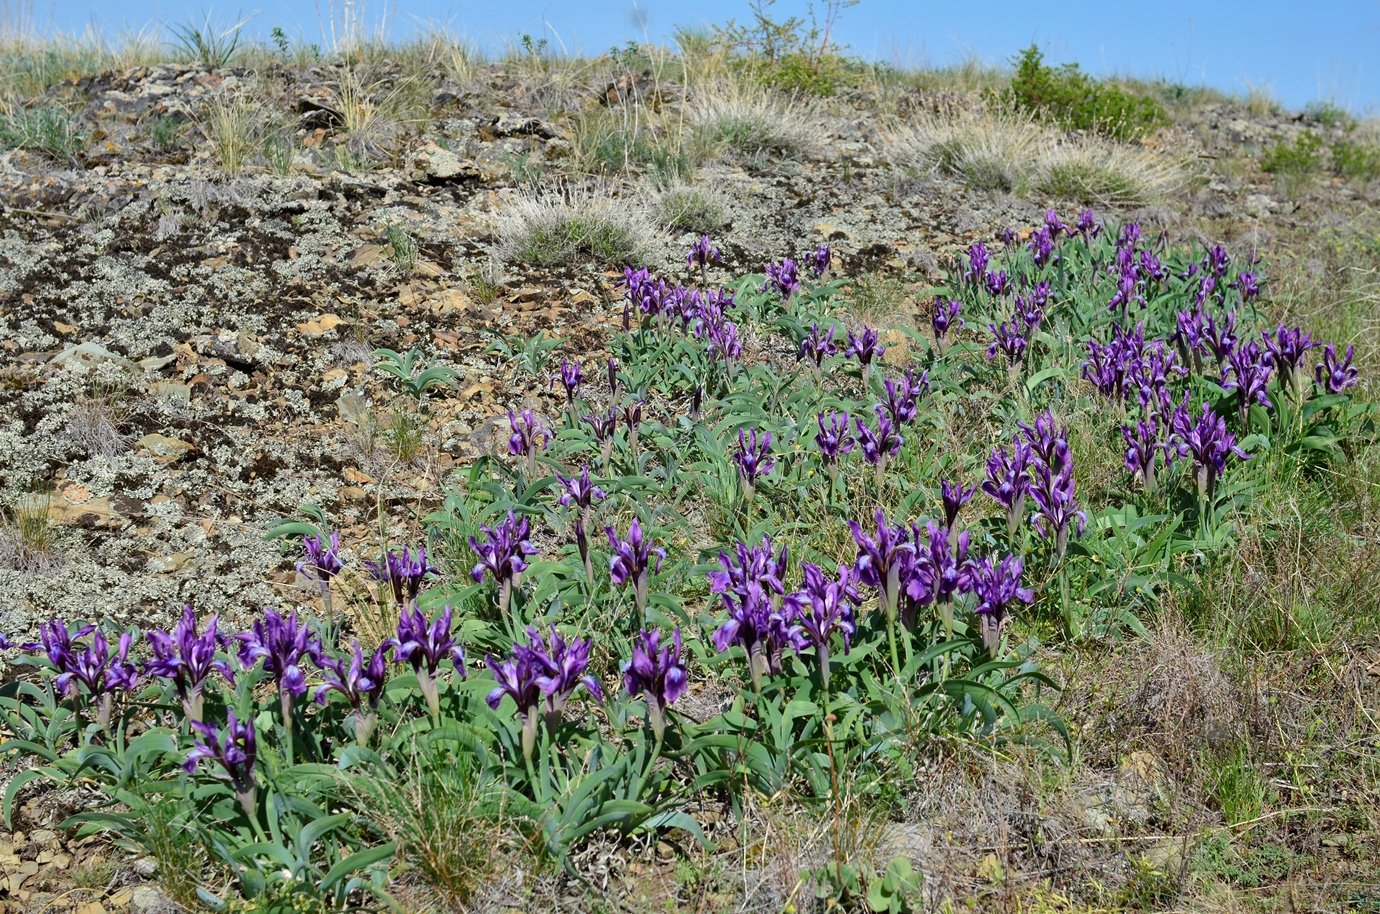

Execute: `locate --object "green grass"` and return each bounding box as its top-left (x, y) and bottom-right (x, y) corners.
top-left (0, 105), bottom-right (86, 158)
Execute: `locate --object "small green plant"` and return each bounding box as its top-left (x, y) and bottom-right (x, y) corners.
top-left (169, 13), bottom-right (245, 69)
top-left (486, 330), bottom-right (566, 379)
top-left (270, 26), bottom-right (291, 56)
top-left (0, 106), bottom-right (86, 159)
top-left (1207, 743), bottom-right (1267, 827)
top-left (384, 223), bottom-right (419, 274)
top-left (372, 347), bottom-right (457, 404)
top-left (1261, 130), bottom-right (1325, 177)
top-left (1303, 100), bottom-right (1352, 129)
top-left (383, 406), bottom-right (427, 463)
top-left (1005, 45), bottom-right (1169, 140)
top-left (707, 0), bottom-right (859, 96)
top-left (0, 492), bottom-right (57, 573)
top-left (148, 113), bottom-right (184, 152)
top-left (1330, 132), bottom-right (1380, 182)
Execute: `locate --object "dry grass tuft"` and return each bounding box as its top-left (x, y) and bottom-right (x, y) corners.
top-left (496, 184), bottom-right (657, 268)
top-left (0, 492), bottom-right (61, 575)
top-left (887, 105), bottom-right (1184, 206)
top-left (687, 79), bottom-right (819, 161)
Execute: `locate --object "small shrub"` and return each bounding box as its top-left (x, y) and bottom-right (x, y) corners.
top-left (655, 182), bottom-right (729, 233)
top-left (1261, 130), bottom-right (1325, 177)
top-left (1303, 100), bottom-right (1352, 129)
top-left (0, 105), bottom-right (85, 159)
top-left (1330, 134), bottom-right (1380, 182)
top-left (498, 186), bottom-right (654, 268)
top-left (1005, 45), bottom-right (1169, 141)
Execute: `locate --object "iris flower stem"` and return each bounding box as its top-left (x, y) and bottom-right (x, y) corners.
top-left (279, 690), bottom-right (295, 766)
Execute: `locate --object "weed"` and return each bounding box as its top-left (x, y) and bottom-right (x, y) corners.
top-left (655, 182), bottom-right (730, 233)
top-left (200, 94), bottom-right (261, 174)
top-left (168, 13), bottom-right (245, 69)
top-left (147, 113), bottom-right (183, 152)
top-left (1206, 743), bottom-right (1267, 827)
top-left (1261, 130), bottom-right (1325, 178)
top-left (1304, 100), bottom-right (1353, 129)
top-left (1330, 131), bottom-right (1380, 182)
top-left (384, 223), bottom-right (419, 274)
top-left (1037, 141), bottom-right (1184, 207)
top-left (688, 80), bottom-right (817, 160)
top-left (383, 406), bottom-right (427, 464)
top-left (0, 492), bottom-right (58, 574)
top-left (0, 105), bottom-right (85, 159)
top-left (498, 186), bottom-right (654, 268)
top-left (1005, 45), bottom-right (1169, 140)
top-left (889, 108), bottom-right (1043, 193)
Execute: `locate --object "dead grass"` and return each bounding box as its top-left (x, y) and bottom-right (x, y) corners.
top-left (0, 491), bottom-right (60, 575)
top-left (496, 184), bottom-right (657, 268)
top-left (887, 105), bottom-right (1185, 205)
top-left (687, 79), bottom-right (819, 161)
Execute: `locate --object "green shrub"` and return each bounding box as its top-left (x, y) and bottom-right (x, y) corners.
top-left (1004, 45), bottom-right (1169, 141)
top-left (1261, 130), bottom-right (1325, 176)
top-left (1330, 134), bottom-right (1380, 182)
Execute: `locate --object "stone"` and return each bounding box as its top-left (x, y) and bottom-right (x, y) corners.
top-left (296, 314), bottom-right (344, 337)
top-left (137, 434), bottom-right (195, 464)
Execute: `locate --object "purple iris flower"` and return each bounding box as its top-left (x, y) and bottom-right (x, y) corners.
top-left (969, 554), bottom-right (1034, 658)
top-left (145, 604), bottom-right (233, 722)
top-left (366, 545), bottom-right (438, 608)
top-left (1138, 249), bottom-right (1167, 284)
top-left (846, 326), bottom-right (885, 384)
top-left (849, 508), bottom-right (914, 624)
top-left (1262, 325), bottom-right (1316, 396)
top-left (810, 243), bottom-right (833, 278)
top-left (687, 235), bottom-right (722, 276)
top-left (855, 408), bottom-right (903, 482)
top-left (798, 323), bottom-right (838, 371)
top-left (982, 440), bottom-right (1034, 540)
top-left (963, 242), bottom-right (989, 284)
top-left (1015, 292), bottom-right (1043, 333)
top-left (390, 604), bottom-right (467, 718)
top-left (1204, 244), bottom-right (1230, 278)
top-left (1075, 208), bottom-right (1102, 240)
top-left (1000, 227), bottom-right (1018, 247)
top-left (1123, 418), bottom-right (1172, 494)
top-left (470, 511), bottom-right (537, 612)
top-left (919, 521), bottom-right (970, 635)
top-left (1232, 271), bottom-right (1260, 302)
top-left (488, 626), bottom-right (602, 758)
top-left (1119, 222), bottom-right (1141, 249)
top-left (704, 316), bottom-right (743, 363)
top-left (607, 518), bottom-right (666, 617)
top-left (1030, 455), bottom-right (1086, 562)
top-left (814, 410), bottom-right (855, 477)
top-left (880, 368), bottom-right (929, 427)
top-left (710, 545), bottom-right (804, 690)
top-left (508, 410), bottom-right (551, 474)
top-left (790, 563), bottom-right (860, 687)
top-left (931, 297), bottom-right (963, 351)
top-left (1027, 226), bottom-right (1057, 269)
top-left (1107, 264), bottom-right (1142, 315)
top-left (1202, 311), bottom-right (1238, 367)
top-left (314, 639), bottom-right (392, 742)
top-left (1171, 401), bottom-right (1251, 501)
top-left (733, 428), bottom-right (775, 493)
top-left (38, 620), bottom-right (138, 729)
top-left (553, 359), bottom-right (584, 405)
top-left (1174, 308), bottom-right (1208, 373)
top-left (988, 317), bottom-right (1028, 368)
top-left (556, 464), bottom-right (608, 517)
top-left (1221, 339), bottom-right (1274, 425)
top-left (763, 258), bottom-right (801, 301)
top-left (185, 711), bottom-right (258, 819)
top-left (297, 531), bottom-right (344, 583)
top-left (985, 270), bottom-right (1011, 297)
top-left (940, 478), bottom-right (976, 530)
top-left (623, 627), bottom-right (688, 741)
top-left (237, 608), bottom-right (321, 730)
top-left (1315, 343), bottom-right (1358, 394)
top-left (1044, 209), bottom-right (1069, 238)
top-left (709, 537), bottom-right (789, 604)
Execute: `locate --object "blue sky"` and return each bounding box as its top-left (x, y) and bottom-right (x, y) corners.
top-left (25, 0), bottom-right (1380, 113)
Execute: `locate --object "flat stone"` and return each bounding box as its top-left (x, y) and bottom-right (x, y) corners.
top-left (137, 433), bottom-right (195, 464)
